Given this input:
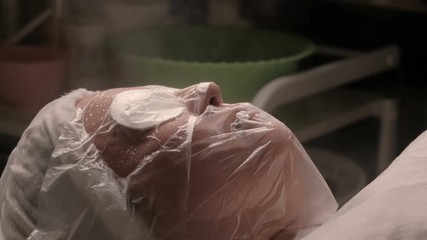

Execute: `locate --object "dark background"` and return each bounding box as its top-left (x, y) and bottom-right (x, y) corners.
top-left (1, 0), bottom-right (427, 178)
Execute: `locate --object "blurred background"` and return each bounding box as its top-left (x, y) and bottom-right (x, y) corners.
top-left (1, 0), bottom-right (427, 206)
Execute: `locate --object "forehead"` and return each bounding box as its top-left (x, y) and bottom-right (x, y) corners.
top-left (139, 82), bottom-right (213, 93)
top-left (113, 82), bottom-right (213, 105)
top-left (131, 82), bottom-right (214, 99)
top-left (141, 85), bottom-right (180, 93)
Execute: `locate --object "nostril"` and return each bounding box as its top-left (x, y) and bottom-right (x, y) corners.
top-left (192, 82), bottom-right (224, 114)
top-left (207, 83), bottom-right (223, 104)
top-left (199, 97), bottom-right (219, 114)
top-left (209, 96), bottom-right (220, 106)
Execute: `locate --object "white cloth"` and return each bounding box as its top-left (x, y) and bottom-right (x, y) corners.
top-left (0, 89), bottom-right (91, 240)
top-left (303, 130), bottom-right (427, 240)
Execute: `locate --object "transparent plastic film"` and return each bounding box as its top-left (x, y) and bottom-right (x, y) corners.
top-left (1, 82), bottom-right (337, 240)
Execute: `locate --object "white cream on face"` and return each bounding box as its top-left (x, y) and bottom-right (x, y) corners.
top-left (109, 86), bottom-right (185, 130)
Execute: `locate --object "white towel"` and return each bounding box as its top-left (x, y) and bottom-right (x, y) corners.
top-left (0, 89), bottom-right (91, 240)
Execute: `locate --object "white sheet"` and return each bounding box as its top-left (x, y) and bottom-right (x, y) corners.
top-left (0, 89), bottom-right (91, 240)
top-left (303, 131), bottom-right (427, 240)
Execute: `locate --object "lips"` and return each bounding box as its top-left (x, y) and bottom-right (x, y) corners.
top-left (227, 104), bottom-right (273, 132)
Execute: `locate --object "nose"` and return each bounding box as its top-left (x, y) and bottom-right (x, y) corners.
top-left (181, 82), bottom-right (223, 114)
top-left (199, 82), bottom-right (223, 113)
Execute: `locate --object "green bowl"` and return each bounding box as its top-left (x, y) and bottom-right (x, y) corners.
top-left (114, 25), bottom-right (315, 103)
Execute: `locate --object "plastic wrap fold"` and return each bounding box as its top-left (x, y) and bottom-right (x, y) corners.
top-left (0, 82), bottom-right (337, 240)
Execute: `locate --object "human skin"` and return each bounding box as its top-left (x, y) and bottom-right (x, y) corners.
top-left (76, 83), bottom-right (301, 240)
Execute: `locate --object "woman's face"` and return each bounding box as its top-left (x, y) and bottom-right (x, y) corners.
top-left (76, 82), bottom-right (296, 240)
top-left (77, 82), bottom-right (290, 175)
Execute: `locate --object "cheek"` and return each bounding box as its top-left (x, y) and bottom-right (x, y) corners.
top-left (189, 128), bottom-right (285, 209)
top-left (95, 113), bottom-right (192, 177)
top-left (125, 119), bottom-right (194, 240)
top-left (94, 127), bottom-right (146, 178)
top-left (187, 129), bottom-right (290, 239)
top-left (152, 113), bottom-right (192, 147)
top-left (191, 112), bottom-right (236, 142)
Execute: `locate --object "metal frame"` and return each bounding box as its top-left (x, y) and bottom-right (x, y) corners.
top-left (1, 0), bottom-right (63, 46)
top-left (252, 45), bottom-right (400, 174)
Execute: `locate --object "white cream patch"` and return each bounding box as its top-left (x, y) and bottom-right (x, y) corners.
top-left (110, 87), bottom-right (185, 130)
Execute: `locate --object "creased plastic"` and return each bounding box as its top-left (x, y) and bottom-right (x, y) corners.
top-left (0, 82), bottom-right (337, 240)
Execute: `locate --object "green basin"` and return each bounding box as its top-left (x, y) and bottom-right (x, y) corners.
top-left (114, 25), bottom-right (315, 103)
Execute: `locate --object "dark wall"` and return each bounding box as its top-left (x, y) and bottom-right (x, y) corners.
top-left (307, 1), bottom-right (427, 88)
top-left (243, 0), bottom-right (427, 88)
